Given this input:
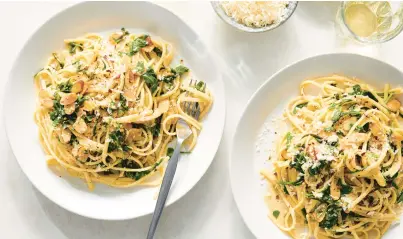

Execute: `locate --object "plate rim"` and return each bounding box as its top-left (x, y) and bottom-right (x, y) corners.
top-left (229, 52), bottom-right (401, 238)
top-left (4, 1), bottom-right (226, 220)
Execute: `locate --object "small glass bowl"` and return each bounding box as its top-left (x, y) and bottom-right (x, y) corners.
top-left (211, 1), bottom-right (298, 33)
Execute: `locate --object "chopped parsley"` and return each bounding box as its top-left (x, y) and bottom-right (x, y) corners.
top-left (57, 80), bottom-right (72, 93)
top-left (135, 61), bottom-right (145, 73)
top-left (349, 84), bottom-right (378, 102)
top-left (172, 65), bottom-right (189, 75)
top-left (338, 179), bottom-right (353, 195)
top-left (68, 42), bottom-right (83, 54)
top-left (108, 129), bottom-right (130, 153)
top-left (52, 53), bottom-right (64, 68)
top-left (121, 158), bottom-right (163, 181)
top-left (49, 94), bottom-right (78, 127)
top-left (153, 47), bottom-right (162, 57)
top-left (319, 204), bottom-right (341, 229)
top-left (167, 147), bottom-right (174, 157)
top-left (142, 67), bottom-right (159, 93)
top-left (113, 27), bottom-right (129, 44)
top-left (290, 153), bottom-right (307, 173)
top-left (149, 116), bottom-right (162, 137)
top-left (128, 35), bottom-right (148, 56)
top-left (293, 102), bottom-right (308, 114)
top-left (279, 176), bottom-right (304, 186)
top-left (285, 132), bottom-right (293, 148)
top-left (398, 191), bottom-right (403, 203)
top-left (162, 74), bottom-right (177, 84)
top-left (195, 81), bottom-right (206, 92)
top-left (308, 160), bottom-right (328, 176)
top-left (355, 122), bottom-right (369, 133)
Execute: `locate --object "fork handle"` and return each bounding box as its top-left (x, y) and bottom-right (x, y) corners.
top-left (146, 140), bottom-right (183, 239)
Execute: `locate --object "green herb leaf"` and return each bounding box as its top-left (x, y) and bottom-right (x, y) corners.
top-left (319, 204), bottom-right (341, 229)
top-left (285, 132), bottom-right (293, 148)
top-left (195, 81), bottom-right (206, 92)
top-left (290, 153), bottom-right (307, 173)
top-left (308, 160), bottom-right (328, 176)
top-left (113, 27), bottom-right (130, 44)
top-left (273, 210), bottom-right (280, 219)
top-left (153, 47), bottom-right (162, 57)
top-left (279, 176), bottom-right (304, 186)
top-left (338, 179), bottom-right (353, 195)
top-left (52, 53), bottom-right (64, 68)
top-left (128, 35), bottom-right (148, 56)
top-left (173, 65), bottom-right (189, 75)
top-left (303, 134), bottom-right (323, 143)
top-left (108, 129), bottom-right (129, 153)
top-left (149, 116), bottom-right (162, 137)
top-left (293, 102), bottom-right (308, 114)
top-left (331, 110), bottom-right (343, 123)
top-left (162, 74), bottom-right (177, 84)
top-left (167, 147), bottom-right (174, 157)
top-left (57, 80), bottom-right (72, 93)
top-left (142, 67), bottom-right (159, 93)
top-left (68, 42), bottom-right (83, 54)
top-left (355, 122), bottom-right (369, 133)
top-left (398, 191), bottom-right (403, 203)
top-left (135, 61), bottom-right (145, 73)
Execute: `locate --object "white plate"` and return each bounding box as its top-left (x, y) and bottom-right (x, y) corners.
top-left (230, 53), bottom-right (403, 239)
top-left (4, 1), bottom-right (225, 220)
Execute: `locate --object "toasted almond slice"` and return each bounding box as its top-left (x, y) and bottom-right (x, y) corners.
top-left (157, 100), bottom-right (170, 113)
top-left (71, 80), bottom-right (84, 93)
top-left (60, 128), bottom-right (71, 143)
top-left (41, 99), bottom-right (54, 108)
top-left (64, 103), bottom-right (76, 115)
top-left (387, 99), bottom-right (401, 112)
top-left (60, 93), bottom-right (77, 105)
top-left (73, 118), bottom-right (87, 134)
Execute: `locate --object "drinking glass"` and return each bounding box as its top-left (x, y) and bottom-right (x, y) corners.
top-left (336, 1), bottom-right (403, 44)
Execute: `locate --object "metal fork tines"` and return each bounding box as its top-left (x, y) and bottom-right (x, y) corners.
top-left (146, 80), bottom-right (203, 239)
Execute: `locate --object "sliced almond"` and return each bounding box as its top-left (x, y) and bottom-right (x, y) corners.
top-left (64, 103), bottom-right (75, 115)
top-left (81, 81), bottom-right (88, 94)
top-left (41, 99), bottom-right (54, 108)
top-left (73, 118), bottom-right (87, 134)
top-left (392, 131), bottom-right (403, 142)
top-left (60, 93), bottom-right (77, 106)
top-left (157, 100), bottom-right (170, 113)
top-left (387, 99), bottom-right (401, 112)
top-left (60, 128), bottom-right (71, 143)
top-left (71, 80), bottom-right (84, 93)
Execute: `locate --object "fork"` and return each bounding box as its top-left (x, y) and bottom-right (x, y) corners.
top-left (146, 80), bottom-right (204, 239)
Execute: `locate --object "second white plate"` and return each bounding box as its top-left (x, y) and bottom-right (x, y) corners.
top-left (230, 53), bottom-right (403, 239)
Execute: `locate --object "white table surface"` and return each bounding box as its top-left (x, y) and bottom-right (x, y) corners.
top-left (1, 1), bottom-right (403, 239)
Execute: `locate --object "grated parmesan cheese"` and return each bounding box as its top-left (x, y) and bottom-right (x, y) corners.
top-left (220, 1), bottom-right (289, 28)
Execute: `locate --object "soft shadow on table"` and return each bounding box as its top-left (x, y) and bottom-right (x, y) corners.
top-left (297, 1), bottom-right (340, 28)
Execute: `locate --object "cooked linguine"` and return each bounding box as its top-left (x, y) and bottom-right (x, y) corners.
top-left (262, 75), bottom-right (403, 239)
top-left (34, 28), bottom-right (213, 190)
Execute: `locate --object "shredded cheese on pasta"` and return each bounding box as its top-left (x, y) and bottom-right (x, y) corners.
top-left (34, 28), bottom-right (213, 190)
top-left (262, 75), bottom-right (403, 239)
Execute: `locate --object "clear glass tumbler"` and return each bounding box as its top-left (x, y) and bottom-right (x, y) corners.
top-left (336, 1), bottom-right (403, 44)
